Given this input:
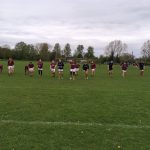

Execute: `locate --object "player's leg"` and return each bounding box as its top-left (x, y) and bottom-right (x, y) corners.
top-left (72, 72), bottom-right (75, 80)
top-left (61, 70), bottom-right (63, 79)
top-left (8, 66), bottom-right (11, 75)
top-left (38, 69), bottom-right (41, 76)
top-left (122, 70), bottom-right (124, 78)
top-left (58, 71), bottom-right (61, 79)
top-left (85, 70), bottom-right (88, 79)
top-left (140, 70), bottom-right (144, 76)
top-left (70, 71), bottom-right (73, 80)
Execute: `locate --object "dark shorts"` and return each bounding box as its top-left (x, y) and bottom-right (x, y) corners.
top-left (140, 67), bottom-right (144, 70)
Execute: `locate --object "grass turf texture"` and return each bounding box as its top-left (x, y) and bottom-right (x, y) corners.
top-left (0, 60), bottom-right (150, 150)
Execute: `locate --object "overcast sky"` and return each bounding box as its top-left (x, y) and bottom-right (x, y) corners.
top-left (1, 0), bottom-right (150, 56)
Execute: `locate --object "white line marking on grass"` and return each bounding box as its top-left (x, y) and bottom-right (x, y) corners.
top-left (0, 120), bottom-right (150, 129)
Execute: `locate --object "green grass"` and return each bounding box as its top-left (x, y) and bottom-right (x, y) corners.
top-left (0, 61), bottom-right (150, 150)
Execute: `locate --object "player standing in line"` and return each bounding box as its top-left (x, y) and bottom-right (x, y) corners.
top-left (0, 64), bottom-right (3, 73)
top-left (70, 60), bottom-right (76, 80)
top-left (121, 62), bottom-right (128, 78)
top-left (83, 61), bottom-right (89, 80)
top-left (57, 59), bottom-right (64, 79)
top-left (7, 57), bottom-right (15, 76)
top-left (91, 61), bottom-right (96, 77)
top-left (50, 60), bottom-right (56, 77)
top-left (24, 65), bottom-right (28, 75)
top-left (75, 61), bottom-right (80, 76)
top-left (37, 59), bottom-right (43, 77)
top-left (138, 61), bottom-right (145, 76)
top-left (28, 62), bottom-right (34, 76)
top-left (108, 61), bottom-right (113, 77)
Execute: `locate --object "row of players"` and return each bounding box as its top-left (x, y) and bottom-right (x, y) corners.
top-left (0, 58), bottom-right (145, 79)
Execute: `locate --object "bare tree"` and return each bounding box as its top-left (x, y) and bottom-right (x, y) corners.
top-left (141, 40), bottom-right (150, 58)
top-left (64, 43), bottom-right (71, 57)
top-left (35, 43), bottom-right (52, 60)
top-left (53, 43), bottom-right (61, 59)
top-left (105, 40), bottom-right (127, 57)
top-left (35, 43), bottom-right (52, 54)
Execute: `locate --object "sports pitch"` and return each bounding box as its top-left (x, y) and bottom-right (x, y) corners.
top-left (0, 61), bottom-right (150, 150)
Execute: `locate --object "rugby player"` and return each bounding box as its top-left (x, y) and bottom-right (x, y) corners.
top-left (91, 61), bottom-right (96, 77)
top-left (83, 61), bottom-right (89, 80)
top-left (50, 60), bottom-right (56, 77)
top-left (108, 61), bottom-right (113, 77)
top-left (70, 60), bottom-right (76, 80)
top-left (7, 57), bottom-right (14, 76)
top-left (138, 61), bottom-right (144, 76)
top-left (37, 59), bottom-right (43, 77)
top-left (24, 65), bottom-right (28, 75)
top-left (57, 59), bottom-right (64, 79)
top-left (121, 62), bottom-right (128, 78)
top-left (75, 61), bottom-right (80, 75)
top-left (0, 64), bottom-right (3, 73)
top-left (28, 62), bottom-right (34, 76)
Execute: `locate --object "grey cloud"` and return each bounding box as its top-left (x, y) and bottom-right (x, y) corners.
top-left (1, 0), bottom-right (150, 56)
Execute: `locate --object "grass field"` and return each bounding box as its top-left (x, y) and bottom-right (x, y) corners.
top-left (0, 60), bottom-right (150, 150)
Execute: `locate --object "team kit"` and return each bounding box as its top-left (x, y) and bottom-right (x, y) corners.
top-left (2, 58), bottom-right (145, 79)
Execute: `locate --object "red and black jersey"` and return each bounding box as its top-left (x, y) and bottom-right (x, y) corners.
top-left (91, 63), bottom-right (96, 69)
top-left (50, 63), bottom-right (56, 69)
top-left (28, 63), bottom-right (34, 68)
top-left (121, 63), bottom-right (128, 70)
top-left (37, 61), bottom-right (43, 69)
top-left (70, 62), bottom-right (76, 69)
top-left (8, 60), bottom-right (14, 66)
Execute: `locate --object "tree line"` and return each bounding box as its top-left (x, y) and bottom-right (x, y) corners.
top-left (0, 40), bottom-right (150, 63)
top-left (0, 42), bottom-right (95, 61)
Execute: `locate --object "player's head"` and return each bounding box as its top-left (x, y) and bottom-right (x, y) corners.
top-left (9, 57), bottom-right (12, 61)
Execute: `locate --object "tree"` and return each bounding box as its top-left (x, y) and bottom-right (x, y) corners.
top-left (120, 53), bottom-right (134, 63)
top-left (35, 43), bottom-right (51, 61)
top-left (84, 46), bottom-right (95, 59)
top-left (99, 55), bottom-right (108, 64)
top-left (28, 44), bottom-right (38, 60)
top-left (0, 46), bottom-right (11, 59)
top-left (39, 43), bottom-right (49, 61)
top-left (64, 43), bottom-right (71, 57)
top-left (15, 42), bottom-right (30, 59)
top-left (76, 45), bottom-right (84, 58)
top-left (14, 42), bottom-right (38, 60)
top-left (105, 40), bottom-right (127, 58)
top-left (53, 43), bottom-right (61, 59)
top-left (141, 40), bottom-right (150, 58)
